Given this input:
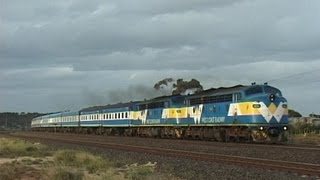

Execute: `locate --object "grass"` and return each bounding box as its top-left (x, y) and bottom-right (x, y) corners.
top-left (0, 161), bottom-right (41, 180)
top-left (0, 137), bottom-right (167, 180)
top-left (0, 137), bottom-right (49, 158)
top-left (51, 167), bottom-right (84, 180)
top-left (125, 163), bottom-right (156, 180)
top-left (53, 150), bottom-right (113, 174)
top-left (290, 133), bottom-right (320, 145)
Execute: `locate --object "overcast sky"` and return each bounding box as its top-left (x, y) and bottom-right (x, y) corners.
top-left (1, 0), bottom-right (320, 116)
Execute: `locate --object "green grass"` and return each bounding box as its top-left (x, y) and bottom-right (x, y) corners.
top-left (0, 137), bottom-right (49, 158)
top-left (53, 150), bottom-right (113, 173)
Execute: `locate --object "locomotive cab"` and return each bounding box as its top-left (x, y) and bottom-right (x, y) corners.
top-left (243, 84), bottom-right (289, 142)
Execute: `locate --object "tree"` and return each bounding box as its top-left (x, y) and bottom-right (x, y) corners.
top-left (288, 109), bottom-right (302, 117)
top-left (153, 78), bottom-right (174, 91)
top-left (172, 78), bottom-right (203, 95)
top-left (154, 78), bottom-right (203, 95)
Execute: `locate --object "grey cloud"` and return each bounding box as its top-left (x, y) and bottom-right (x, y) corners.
top-left (2, 0), bottom-right (320, 71)
top-left (1, 0), bottom-right (320, 116)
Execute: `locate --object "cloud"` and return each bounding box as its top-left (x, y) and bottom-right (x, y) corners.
top-left (1, 0), bottom-right (320, 116)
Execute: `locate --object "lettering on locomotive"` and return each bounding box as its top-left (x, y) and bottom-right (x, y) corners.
top-left (201, 117), bottom-right (225, 123)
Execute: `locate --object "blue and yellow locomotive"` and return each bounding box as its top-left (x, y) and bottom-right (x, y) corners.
top-left (31, 83), bottom-right (288, 143)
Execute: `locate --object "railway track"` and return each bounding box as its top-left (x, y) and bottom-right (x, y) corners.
top-left (8, 132), bottom-right (320, 177)
top-left (15, 132), bottom-right (320, 152)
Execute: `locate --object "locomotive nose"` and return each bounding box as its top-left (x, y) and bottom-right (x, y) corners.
top-left (268, 128), bottom-right (279, 137)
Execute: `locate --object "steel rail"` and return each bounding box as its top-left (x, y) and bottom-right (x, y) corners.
top-left (10, 133), bottom-right (320, 177)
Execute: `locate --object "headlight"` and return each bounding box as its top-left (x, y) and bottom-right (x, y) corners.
top-left (269, 94), bottom-right (275, 102)
top-left (253, 104), bottom-right (261, 108)
top-left (283, 126), bottom-right (288, 131)
top-left (259, 126), bottom-right (264, 131)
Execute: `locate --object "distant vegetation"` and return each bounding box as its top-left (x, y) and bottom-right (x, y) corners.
top-left (288, 109), bottom-right (302, 117)
top-left (0, 112), bottom-right (43, 130)
top-left (289, 109), bottom-right (320, 137)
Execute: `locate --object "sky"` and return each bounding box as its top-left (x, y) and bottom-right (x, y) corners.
top-left (1, 0), bottom-right (320, 116)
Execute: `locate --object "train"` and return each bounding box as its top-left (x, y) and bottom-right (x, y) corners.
top-left (31, 83), bottom-right (289, 143)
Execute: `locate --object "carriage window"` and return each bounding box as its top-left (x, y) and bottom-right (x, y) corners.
top-left (245, 86), bottom-right (263, 96)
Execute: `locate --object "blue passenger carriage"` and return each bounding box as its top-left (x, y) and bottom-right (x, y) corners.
top-left (78, 102), bottom-right (140, 134)
top-left (31, 112), bottom-right (63, 131)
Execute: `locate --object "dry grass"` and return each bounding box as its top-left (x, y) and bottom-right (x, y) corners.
top-left (124, 162), bottom-right (156, 180)
top-left (0, 137), bottom-right (49, 158)
top-left (290, 133), bottom-right (320, 145)
top-left (50, 167), bottom-right (84, 180)
top-left (53, 150), bottom-right (113, 174)
top-left (0, 137), bottom-right (168, 180)
top-left (0, 161), bottom-right (41, 180)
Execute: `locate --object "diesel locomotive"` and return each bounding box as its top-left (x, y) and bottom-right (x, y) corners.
top-left (31, 83), bottom-right (289, 143)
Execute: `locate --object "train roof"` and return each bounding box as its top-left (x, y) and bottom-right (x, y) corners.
top-left (190, 84), bottom-right (246, 97)
top-left (137, 94), bottom-right (182, 104)
top-left (81, 85), bottom-right (249, 111)
top-left (80, 101), bottom-right (140, 112)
